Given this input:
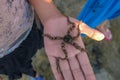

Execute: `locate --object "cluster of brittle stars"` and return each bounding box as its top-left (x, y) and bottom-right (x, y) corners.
top-left (44, 16), bottom-right (86, 72)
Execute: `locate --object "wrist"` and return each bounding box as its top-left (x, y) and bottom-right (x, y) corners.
top-left (42, 13), bottom-right (64, 26)
top-left (42, 14), bottom-right (65, 27)
top-left (29, 0), bottom-right (64, 26)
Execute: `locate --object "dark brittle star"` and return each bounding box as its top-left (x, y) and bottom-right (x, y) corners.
top-left (44, 16), bottom-right (86, 72)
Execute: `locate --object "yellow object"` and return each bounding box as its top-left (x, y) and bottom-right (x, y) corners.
top-left (92, 32), bottom-right (105, 41)
top-left (79, 21), bottom-right (105, 41)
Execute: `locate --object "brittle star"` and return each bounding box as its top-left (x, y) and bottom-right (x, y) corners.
top-left (44, 16), bottom-right (86, 72)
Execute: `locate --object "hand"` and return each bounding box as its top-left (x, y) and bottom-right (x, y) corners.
top-left (43, 16), bottom-right (101, 80)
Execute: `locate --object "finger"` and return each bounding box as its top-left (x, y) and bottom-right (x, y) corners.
top-left (69, 56), bottom-right (85, 80)
top-left (77, 52), bottom-right (96, 80)
top-left (48, 56), bottom-right (64, 80)
top-left (59, 60), bottom-right (74, 80)
top-left (79, 22), bottom-right (105, 41)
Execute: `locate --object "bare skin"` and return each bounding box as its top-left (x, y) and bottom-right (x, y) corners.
top-left (0, 0), bottom-right (106, 80)
top-left (0, 76), bottom-right (3, 80)
top-left (29, 0), bottom-right (104, 80)
top-left (44, 16), bottom-right (86, 73)
top-left (43, 15), bottom-right (96, 80)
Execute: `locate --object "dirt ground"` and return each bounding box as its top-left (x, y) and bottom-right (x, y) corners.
top-left (1, 0), bottom-right (120, 80)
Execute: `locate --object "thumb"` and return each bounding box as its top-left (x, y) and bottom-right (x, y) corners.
top-left (79, 22), bottom-right (105, 41)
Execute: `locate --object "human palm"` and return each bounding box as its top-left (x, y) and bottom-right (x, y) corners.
top-left (43, 16), bottom-right (96, 80)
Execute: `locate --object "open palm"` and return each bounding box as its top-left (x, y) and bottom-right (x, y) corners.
top-left (43, 16), bottom-right (96, 80)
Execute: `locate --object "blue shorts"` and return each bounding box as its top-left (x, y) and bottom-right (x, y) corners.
top-left (77, 0), bottom-right (120, 29)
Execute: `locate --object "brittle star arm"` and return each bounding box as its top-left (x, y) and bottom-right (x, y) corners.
top-left (55, 42), bottom-right (68, 72)
top-left (61, 42), bottom-right (68, 60)
top-left (66, 16), bottom-right (75, 35)
top-left (69, 42), bottom-right (86, 52)
top-left (67, 23), bottom-right (76, 35)
top-left (73, 27), bottom-right (80, 40)
top-left (73, 21), bottom-right (82, 40)
top-left (66, 16), bottom-right (74, 25)
top-left (44, 34), bottom-right (63, 40)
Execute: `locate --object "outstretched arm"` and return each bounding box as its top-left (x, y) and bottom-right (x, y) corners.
top-left (29, 0), bottom-right (104, 80)
top-left (29, 0), bottom-right (63, 25)
top-left (29, 0), bottom-right (104, 41)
